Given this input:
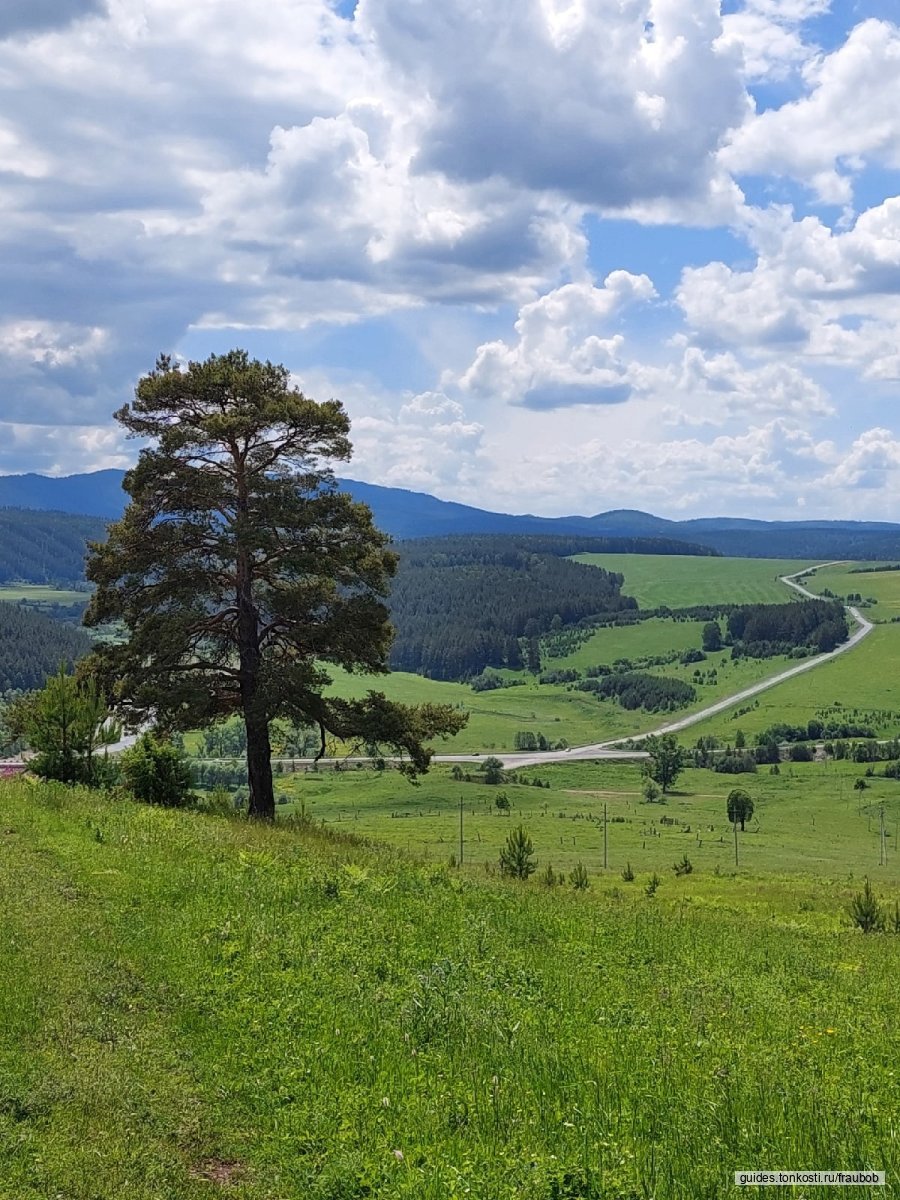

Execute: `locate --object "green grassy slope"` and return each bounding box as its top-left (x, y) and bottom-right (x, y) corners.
top-left (800, 561), bottom-right (900, 622)
top-left (0, 585), bottom-right (88, 605)
top-left (279, 758), bottom-right (900, 881)
top-left (685, 622), bottom-right (900, 744)
top-left (324, 646), bottom-right (805, 752)
top-left (3, 779), bottom-right (900, 1198)
top-left (572, 553), bottom-right (814, 608)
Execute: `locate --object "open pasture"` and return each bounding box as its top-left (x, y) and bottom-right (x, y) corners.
top-left (800, 560), bottom-right (900, 621)
top-left (685, 622), bottom-right (900, 744)
top-left (277, 757), bottom-right (900, 883)
top-left (571, 553), bottom-right (814, 608)
top-left (545, 615), bottom-right (707, 668)
top-left (324, 646), bottom-right (800, 752)
top-left (3, 778), bottom-right (900, 1199)
top-left (0, 584), bottom-right (88, 606)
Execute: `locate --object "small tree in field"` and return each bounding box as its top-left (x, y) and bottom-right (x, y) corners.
top-left (8, 665), bottom-right (119, 786)
top-left (481, 756), bottom-right (505, 784)
top-left (643, 734), bottom-right (686, 794)
top-left (848, 878), bottom-right (885, 933)
top-left (702, 621), bottom-right (722, 652)
top-left (83, 351), bottom-right (465, 820)
top-left (119, 732), bottom-right (194, 808)
top-left (570, 861), bottom-right (590, 890)
top-left (726, 788), bottom-right (754, 831)
top-left (499, 825), bottom-right (536, 880)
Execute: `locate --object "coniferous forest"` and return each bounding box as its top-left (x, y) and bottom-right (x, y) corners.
top-left (0, 603), bottom-right (93, 693)
top-left (0, 509), bottom-right (108, 584)
top-left (386, 536), bottom-right (647, 679)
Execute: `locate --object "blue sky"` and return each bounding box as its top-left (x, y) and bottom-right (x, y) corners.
top-left (2, 1), bottom-right (900, 519)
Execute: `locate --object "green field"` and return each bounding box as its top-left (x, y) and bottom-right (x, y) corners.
top-left (323, 646), bottom-right (803, 752)
top-left (3, 778), bottom-right (900, 1199)
top-left (277, 757), bottom-right (900, 882)
top-left (545, 615), bottom-right (707, 668)
top-left (572, 553), bottom-right (814, 608)
top-left (0, 584), bottom-right (88, 605)
top-left (685, 622), bottom-right (900, 744)
top-left (800, 561), bottom-right (900, 621)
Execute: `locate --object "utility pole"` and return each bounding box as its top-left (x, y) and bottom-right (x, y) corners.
top-left (459, 794), bottom-right (464, 867)
top-left (880, 803), bottom-right (886, 868)
top-left (603, 802), bottom-right (608, 870)
top-left (734, 817), bottom-right (739, 867)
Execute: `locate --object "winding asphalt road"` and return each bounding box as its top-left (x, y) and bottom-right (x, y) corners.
top-left (430, 562), bottom-right (874, 768)
top-left (97, 562), bottom-right (874, 770)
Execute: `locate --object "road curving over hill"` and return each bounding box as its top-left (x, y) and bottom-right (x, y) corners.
top-left (433, 562), bottom-right (875, 768)
top-left (101, 565), bottom-right (875, 771)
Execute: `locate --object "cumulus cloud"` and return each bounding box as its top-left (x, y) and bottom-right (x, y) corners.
top-left (662, 346), bottom-right (833, 423)
top-left (360, 0), bottom-right (747, 213)
top-left (717, 0), bottom-right (829, 81)
top-left (723, 19), bottom-right (900, 205)
top-left (675, 199), bottom-right (900, 382)
top-left (457, 273), bottom-right (657, 409)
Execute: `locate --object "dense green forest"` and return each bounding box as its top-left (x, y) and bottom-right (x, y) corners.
top-left (0, 509), bottom-right (108, 583)
top-left (0, 603), bottom-right (93, 692)
top-left (387, 536), bottom-right (645, 679)
top-left (728, 599), bottom-right (848, 658)
top-left (577, 670), bottom-right (696, 712)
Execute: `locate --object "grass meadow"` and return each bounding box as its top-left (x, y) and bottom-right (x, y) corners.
top-left (0, 584), bottom-right (88, 605)
top-left (800, 561), bottom-right (900, 622)
top-left (2, 778), bottom-right (900, 1199)
top-left (570, 553), bottom-right (814, 608)
top-left (686, 622), bottom-right (900, 744)
top-left (277, 757), bottom-right (900, 882)
top-left (325, 635), bottom-right (803, 752)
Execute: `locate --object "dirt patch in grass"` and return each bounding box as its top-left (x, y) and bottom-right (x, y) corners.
top-left (190, 1158), bottom-right (246, 1187)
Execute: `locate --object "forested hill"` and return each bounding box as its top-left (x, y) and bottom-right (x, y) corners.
top-left (0, 604), bottom-right (92, 693)
top-left (0, 509), bottom-right (109, 584)
top-left (2, 469), bottom-right (900, 558)
top-left (387, 536), bottom-right (642, 680)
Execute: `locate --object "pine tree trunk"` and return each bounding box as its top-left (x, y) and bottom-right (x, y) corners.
top-left (246, 707), bottom-right (275, 820)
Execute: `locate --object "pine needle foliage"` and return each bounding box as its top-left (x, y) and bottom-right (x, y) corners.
top-left (83, 351), bottom-right (466, 819)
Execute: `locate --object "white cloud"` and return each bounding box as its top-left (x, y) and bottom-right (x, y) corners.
top-left (457, 273), bottom-right (657, 409)
top-left (723, 19), bottom-right (900, 205)
top-left (663, 346), bottom-right (833, 423)
top-left (673, 198), bottom-right (900, 388)
top-left (717, 0), bottom-right (829, 82)
top-left (359, 0), bottom-right (746, 213)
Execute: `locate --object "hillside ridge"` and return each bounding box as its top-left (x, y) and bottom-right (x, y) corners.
top-left (3, 469), bottom-right (900, 558)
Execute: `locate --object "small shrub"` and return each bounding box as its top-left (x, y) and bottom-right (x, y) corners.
top-left (621, 862), bottom-right (635, 882)
top-left (539, 862), bottom-right (557, 887)
top-left (499, 825), bottom-right (536, 880)
top-left (193, 786), bottom-right (235, 816)
top-left (642, 778), bottom-right (662, 804)
top-left (120, 732), bottom-right (194, 808)
top-left (848, 877), bottom-right (885, 933)
top-left (645, 872), bottom-right (661, 897)
top-left (570, 862), bottom-right (590, 891)
top-left (673, 854), bottom-right (693, 877)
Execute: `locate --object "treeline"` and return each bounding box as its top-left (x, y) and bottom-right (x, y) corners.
top-left (388, 536), bottom-right (640, 679)
top-left (0, 509), bottom-right (108, 584)
top-left (0, 603), bottom-right (93, 692)
top-left (577, 671), bottom-right (696, 712)
top-left (728, 600), bottom-right (848, 658)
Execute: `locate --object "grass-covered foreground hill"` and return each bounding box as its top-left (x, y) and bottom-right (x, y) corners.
top-left (2, 780), bottom-right (899, 1198)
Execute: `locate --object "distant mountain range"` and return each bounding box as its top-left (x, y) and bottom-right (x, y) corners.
top-left (2, 469), bottom-right (900, 560)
